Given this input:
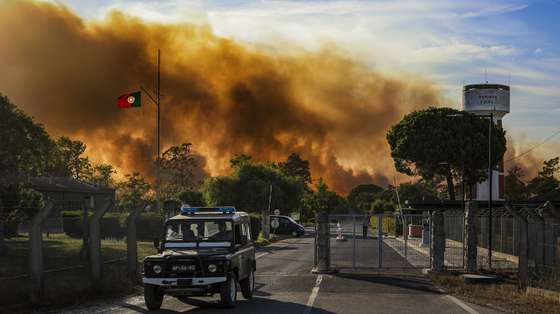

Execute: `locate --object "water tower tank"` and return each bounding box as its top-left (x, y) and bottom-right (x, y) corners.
top-left (463, 84), bottom-right (510, 118)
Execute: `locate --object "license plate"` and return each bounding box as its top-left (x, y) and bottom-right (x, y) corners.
top-left (177, 279), bottom-right (193, 286)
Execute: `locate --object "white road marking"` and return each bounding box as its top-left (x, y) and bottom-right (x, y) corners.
top-left (445, 295), bottom-right (479, 314)
top-left (437, 288), bottom-right (479, 314)
top-left (256, 252), bottom-right (269, 259)
top-left (303, 275), bottom-right (323, 314)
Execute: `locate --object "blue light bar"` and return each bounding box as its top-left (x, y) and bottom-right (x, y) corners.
top-left (180, 206), bottom-right (236, 215)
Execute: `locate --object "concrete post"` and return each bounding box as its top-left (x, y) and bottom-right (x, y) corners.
top-left (431, 211), bottom-right (445, 272)
top-left (0, 198), bottom-right (6, 256)
top-left (126, 204), bottom-right (145, 280)
top-left (465, 201), bottom-right (478, 273)
top-left (29, 201), bottom-right (54, 304)
top-left (80, 199), bottom-right (90, 261)
top-left (504, 204), bottom-right (528, 288)
top-left (89, 198), bottom-right (112, 283)
top-left (517, 216), bottom-right (529, 288)
top-left (261, 209), bottom-right (270, 240)
top-left (313, 211), bottom-right (334, 273)
top-left (542, 202), bottom-right (560, 269)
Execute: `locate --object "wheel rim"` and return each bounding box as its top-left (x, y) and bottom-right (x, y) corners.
top-left (230, 276), bottom-right (236, 301)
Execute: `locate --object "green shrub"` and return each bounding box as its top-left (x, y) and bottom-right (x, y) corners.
top-left (62, 212), bottom-right (162, 240)
top-left (137, 214), bottom-right (163, 241)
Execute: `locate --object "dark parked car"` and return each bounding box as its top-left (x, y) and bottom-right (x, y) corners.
top-left (269, 215), bottom-right (305, 237)
top-left (143, 206), bottom-right (255, 310)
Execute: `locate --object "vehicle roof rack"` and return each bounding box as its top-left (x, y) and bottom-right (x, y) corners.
top-left (180, 206), bottom-right (236, 215)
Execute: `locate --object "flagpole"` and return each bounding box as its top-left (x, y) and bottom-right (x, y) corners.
top-left (156, 49), bottom-right (161, 214)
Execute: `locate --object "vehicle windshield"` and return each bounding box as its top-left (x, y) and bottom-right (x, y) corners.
top-left (165, 219), bottom-right (233, 248)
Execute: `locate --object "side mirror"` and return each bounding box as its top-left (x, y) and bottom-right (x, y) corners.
top-left (153, 238), bottom-right (160, 251)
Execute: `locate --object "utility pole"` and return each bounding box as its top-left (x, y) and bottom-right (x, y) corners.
top-left (140, 49), bottom-right (162, 214)
top-left (267, 184), bottom-right (273, 213)
top-left (262, 184), bottom-right (272, 240)
top-left (488, 112), bottom-right (493, 269)
top-left (156, 49), bottom-right (161, 214)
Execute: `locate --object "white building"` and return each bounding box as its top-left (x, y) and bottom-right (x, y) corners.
top-left (463, 83), bottom-right (510, 201)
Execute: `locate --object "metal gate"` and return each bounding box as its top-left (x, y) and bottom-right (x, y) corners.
top-left (325, 212), bottom-right (433, 269)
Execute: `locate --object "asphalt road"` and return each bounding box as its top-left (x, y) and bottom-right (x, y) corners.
top-left (45, 234), bottom-right (498, 314)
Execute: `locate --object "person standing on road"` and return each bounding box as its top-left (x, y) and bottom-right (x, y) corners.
top-left (362, 216), bottom-right (369, 239)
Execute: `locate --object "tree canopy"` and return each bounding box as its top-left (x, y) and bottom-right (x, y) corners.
top-left (505, 166), bottom-right (528, 201)
top-left (0, 94), bottom-right (54, 184)
top-left (387, 107), bottom-right (507, 200)
top-left (527, 157), bottom-right (559, 197)
top-left (347, 183), bottom-right (384, 213)
top-left (201, 155), bottom-right (305, 213)
top-left (51, 137), bottom-right (92, 180)
top-left (159, 143), bottom-right (202, 198)
top-left (390, 181), bottom-right (439, 205)
top-left (116, 172), bottom-right (151, 212)
top-left (302, 179), bottom-right (348, 214)
top-left (279, 153), bottom-right (312, 185)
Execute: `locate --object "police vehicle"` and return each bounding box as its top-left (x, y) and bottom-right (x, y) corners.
top-left (143, 206), bottom-right (255, 310)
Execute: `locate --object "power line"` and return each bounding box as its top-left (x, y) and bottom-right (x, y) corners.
top-left (507, 129), bottom-right (560, 162)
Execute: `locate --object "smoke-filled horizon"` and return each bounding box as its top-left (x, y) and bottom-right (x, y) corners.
top-left (0, 1), bottom-right (550, 194)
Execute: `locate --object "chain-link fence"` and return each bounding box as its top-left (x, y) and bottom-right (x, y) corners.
top-left (326, 212), bottom-right (432, 270)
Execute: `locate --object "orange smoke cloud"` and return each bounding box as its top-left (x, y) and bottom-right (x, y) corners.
top-left (0, 1), bottom-right (443, 194)
top-left (504, 134), bottom-right (559, 181)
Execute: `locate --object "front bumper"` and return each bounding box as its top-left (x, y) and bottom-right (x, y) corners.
top-left (143, 277), bottom-right (227, 287)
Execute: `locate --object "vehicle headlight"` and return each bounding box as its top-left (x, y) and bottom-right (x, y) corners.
top-left (208, 264), bottom-right (217, 273)
top-left (153, 264), bottom-right (163, 274)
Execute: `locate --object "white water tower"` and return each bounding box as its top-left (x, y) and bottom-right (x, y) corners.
top-left (463, 83), bottom-right (510, 201)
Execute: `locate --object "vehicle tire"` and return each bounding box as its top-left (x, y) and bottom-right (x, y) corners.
top-left (240, 270), bottom-right (255, 299)
top-left (220, 273), bottom-right (237, 308)
top-left (144, 284), bottom-right (164, 310)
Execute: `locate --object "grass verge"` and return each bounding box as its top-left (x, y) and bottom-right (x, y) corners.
top-left (0, 233), bottom-right (156, 310)
top-left (428, 272), bottom-right (560, 314)
top-left (255, 232), bottom-right (281, 247)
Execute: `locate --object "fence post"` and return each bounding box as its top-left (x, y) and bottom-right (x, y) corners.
top-left (431, 210), bottom-right (445, 272)
top-left (517, 216), bottom-right (529, 288)
top-left (504, 204), bottom-right (528, 288)
top-left (126, 204), bottom-right (145, 280)
top-left (312, 211), bottom-right (334, 273)
top-left (0, 198), bottom-right (6, 256)
top-left (29, 201), bottom-right (54, 304)
top-left (465, 201), bottom-right (478, 273)
top-left (89, 198), bottom-right (112, 283)
top-left (80, 200), bottom-right (90, 261)
top-left (542, 203), bottom-right (560, 268)
top-left (261, 209), bottom-right (270, 240)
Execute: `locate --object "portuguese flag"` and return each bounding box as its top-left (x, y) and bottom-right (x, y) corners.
top-left (117, 91), bottom-right (141, 108)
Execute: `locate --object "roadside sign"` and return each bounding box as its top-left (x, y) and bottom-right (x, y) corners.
top-left (274, 209), bottom-right (280, 215)
top-left (271, 218), bottom-right (280, 229)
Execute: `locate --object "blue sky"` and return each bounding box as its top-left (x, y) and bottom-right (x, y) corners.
top-left (52, 0), bottom-right (560, 158)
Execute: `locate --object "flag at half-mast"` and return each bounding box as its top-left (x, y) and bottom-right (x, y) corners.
top-left (117, 91), bottom-right (141, 108)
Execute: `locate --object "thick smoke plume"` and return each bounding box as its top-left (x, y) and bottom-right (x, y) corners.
top-left (504, 135), bottom-right (559, 181)
top-left (0, 1), bottom-right (443, 194)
